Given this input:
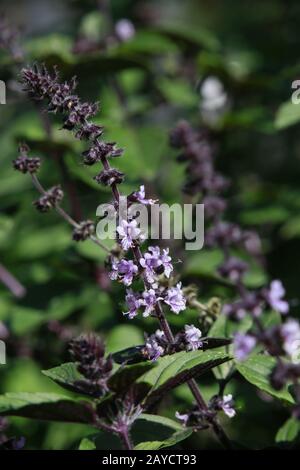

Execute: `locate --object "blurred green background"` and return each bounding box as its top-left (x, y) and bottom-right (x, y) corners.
top-left (1, 0), bottom-right (300, 449)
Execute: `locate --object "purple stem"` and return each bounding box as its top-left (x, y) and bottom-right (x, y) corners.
top-left (0, 263), bottom-right (26, 298)
top-left (101, 155), bottom-right (232, 449)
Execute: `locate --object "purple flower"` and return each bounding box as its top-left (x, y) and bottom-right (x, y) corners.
top-left (109, 258), bottom-right (138, 286)
top-left (141, 289), bottom-right (162, 317)
top-left (131, 185), bottom-right (157, 205)
top-left (116, 219), bottom-right (144, 251)
top-left (265, 280), bottom-right (289, 314)
top-left (175, 411), bottom-right (189, 426)
top-left (184, 324), bottom-right (202, 351)
top-left (140, 246), bottom-right (173, 283)
top-left (233, 333), bottom-right (256, 361)
top-left (144, 330), bottom-right (165, 361)
top-left (223, 292), bottom-right (262, 320)
top-left (164, 282), bottom-right (186, 314)
top-left (203, 195), bottom-right (227, 219)
top-left (281, 320), bottom-right (300, 357)
top-left (0, 322), bottom-right (9, 340)
top-left (115, 19), bottom-right (135, 42)
top-left (222, 302), bottom-right (246, 320)
top-left (139, 246), bottom-right (161, 283)
top-left (220, 394), bottom-right (236, 418)
top-left (206, 222), bottom-right (242, 248)
top-left (217, 257), bottom-right (248, 282)
top-left (242, 230), bottom-right (262, 257)
top-left (160, 248), bottom-right (173, 278)
top-left (123, 289), bottom-right (142, 319)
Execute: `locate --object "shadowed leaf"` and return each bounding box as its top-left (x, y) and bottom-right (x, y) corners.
top-left (0, 392), bottom-right (94, 423)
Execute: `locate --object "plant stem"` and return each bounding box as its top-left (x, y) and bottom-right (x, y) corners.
top-left (37, 105), bottom-right (83, 221)
top-left (99, 154), bottom-right (232, 449)
top-left (30, 174), bottom-right (110, 254)
top-left (119, 427), bottom-right (133, 450)
top-left (0, 263), bottom-right (26, 298)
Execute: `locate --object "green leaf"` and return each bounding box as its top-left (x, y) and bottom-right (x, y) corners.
top-left (276, 418), bottom-right (300, 443)
top-left (78, 414), bottom-right (189, 451)
top-left (112, 345), bottom-right (146, 365)
top-left (25, 34), bottom-right (74, 64)
top-left (79, 438), bottom-right (97, 450)
top-left (79, 11), bottom-right (107, 41)
top-left (0, 392), bottom-right (93, 423)
top-left (209, 313), bottom-right (253, 338)
top-left (235, 354), bottom-right (295, 403)
top-left (139, 348), bottom-right (230, 407)
top-left (14, 225), bottom-right (71, 260)
top-left (184, 249), bottom-right (223, 278)
top-left (107, 325), bottom-right (144, 353)
top-left (116, 31), bottom-right (179, 55)
top-left (156, 24), bottom-right (220, 51)
top-left (10, 306), bottom-right (45, 335)
top-left (275, 100), bottom-right (300, 129)
top-left (133, 414), bottom-right (191, 450)
top-left (134, 429), bottom-right (192, 450)
top-left (138, 413), bottom-right (182, 430)
top-left (108, 363), bottom-right (154, 393)
top-left (281, 216), bottom-right (300, 239)
top-left (140, 349), bottom-right (229, 390)
top-left (240, 206), bottom-right (289, 225)
top-left (157, 78), bottom-right (198, 107)
top-left (42, 363), bottom-right (82, 393)
top-left (75, 239), bottom-right (109, 262)
top-left (79, 413), bottom-right (192, 450)
top-left (142, 348), bottom-right (230, 389)
top-left (208, 314), bottom-right (251, 380)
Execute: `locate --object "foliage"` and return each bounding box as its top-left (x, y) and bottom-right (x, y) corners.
top-left (1, 0), bottom-right (300, 451)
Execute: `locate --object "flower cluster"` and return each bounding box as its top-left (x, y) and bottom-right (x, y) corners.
top-left (142, 324), bottom-right (202, 361)
top-left (171, 120), bottom-right (300, 414)
top-left (170, 120), bottom-right (228, 197)
top-left (116, 219), bottom-right (145, 251)
top-left (13, 144), bottom-right (41, 174)
top-left (175, 393), bottom-right (235, 428)
top-left (123, 281), bottom-right (186, 320)
top-left (139, 246), bottom-right (173, 283)
top-left (0, 15), bottom-right (23, 60)
top-left (69, 334), bottom-right (113, 397)
top-left (109, 258), bottom-right (138, 286)
top-left (19, 65), bottom-right (232, 447)
top-left (33, 185), bottom-right (64, 212)
top-left (209, 394), bottom-right (236, 418)
top-left (72, 220), bottom-right (95, 242)
top-left (128, 185), bottom-right (157, 205)
top-left (21, 66), bottom-right (187, 328)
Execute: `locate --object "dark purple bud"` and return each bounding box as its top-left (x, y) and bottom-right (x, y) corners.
top-left (63, 102), bottom-right (99, 130)
top-left (69, 334), bottom-right (113, 397)
top-left (0, 16), bottom-right (23, 60)
top-left (72, 220), bottom-right (95, 241)
top-left (94, 168), bottom-right (124, 186)
top-left (75, 122), bottom-right (103, 141)
top-left (13, 144), bottom-right (41, 174)
top-left (270, 362), bottom-right (300, 390)
top-left (203, 196), bottom-right (227, 219)
top-left (242, 230), bottom-right (262, 258)
top-left (217, 257), bottom-right (248, 282)
top-left (169, 121), bottom-right (193, 148)
top-left (82, 141), bottom-right (123, 165)
top-left (33, 185), bottom-right (64, 212)
top-left (206, 222), bottom-right (242, 248)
